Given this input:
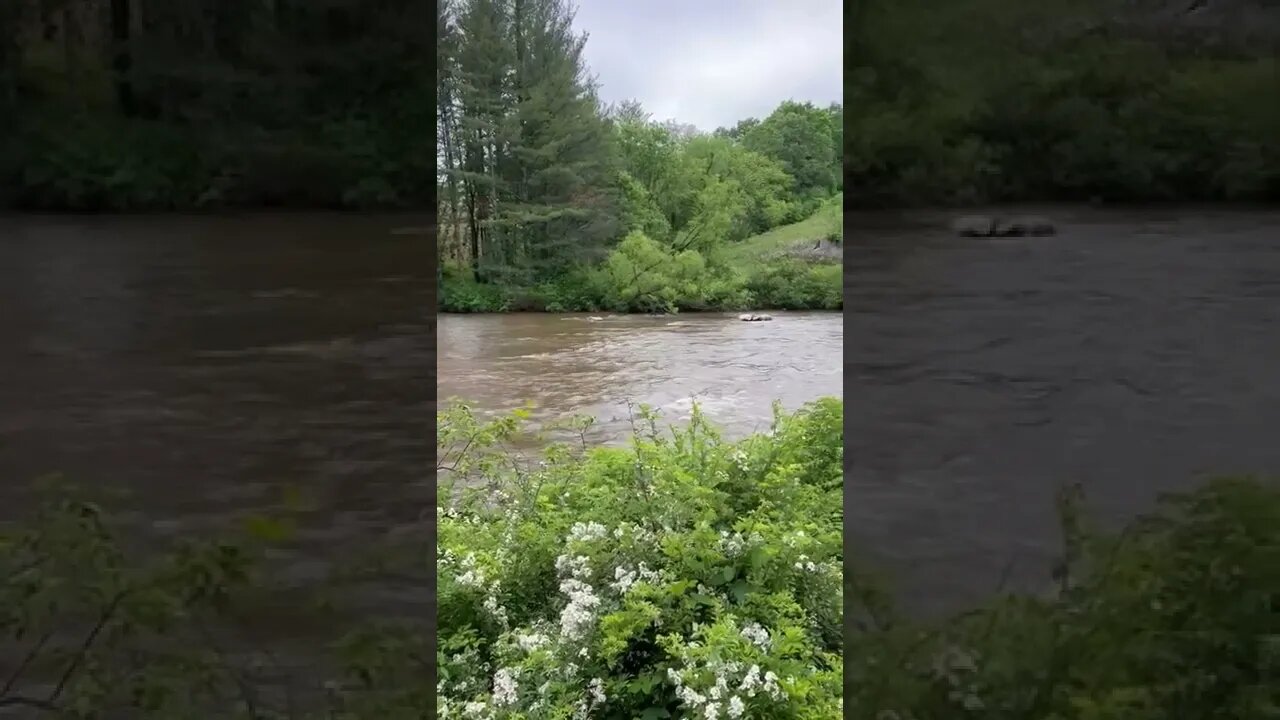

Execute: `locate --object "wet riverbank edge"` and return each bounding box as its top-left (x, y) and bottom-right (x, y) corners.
top-left (438, 265), bottom-right (842, 314)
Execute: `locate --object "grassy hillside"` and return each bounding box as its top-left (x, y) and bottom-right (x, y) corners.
top-left (725, 193), bottom-right (843, 267)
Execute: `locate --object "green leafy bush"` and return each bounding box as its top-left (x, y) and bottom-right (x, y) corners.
top-left (12, 113), bottom-right (214, 211)
top-left (435, 398), bottom-right (845, 719)
top-left (4, 400), bottom-right (1278, 720)
top-left (746, 262), bottom-right (843, 311)
top-left (440, 270), bottom-right (513, 313)
top-left (440, 226), bottom-right (839, 314)
top-left (846, 477), bottom-right (1280, 720)
top-left (0, 482), bottom-right (267, 716)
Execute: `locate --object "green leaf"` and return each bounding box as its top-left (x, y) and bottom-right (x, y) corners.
top-left (242, 514), bottom-right (295, 544)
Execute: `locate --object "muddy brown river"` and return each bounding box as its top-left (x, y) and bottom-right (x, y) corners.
top-left (0, 214), bottom-right (432, 544)
top-left (846, 207), bottom-right (1280, 613)
top-left (438, 312), bottom-right (843, 441)
top-left (3, 208), bottom-right (1279, 622)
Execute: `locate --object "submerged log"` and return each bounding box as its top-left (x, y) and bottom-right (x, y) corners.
top-left (952, 215), bottom-right (1056, 237)
top-left (951, 215), bottom-right (996, 236)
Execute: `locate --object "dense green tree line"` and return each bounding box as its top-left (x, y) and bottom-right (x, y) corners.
top-left (0, 0), bottom-right (429, 210)
top-left (5, 0), bottom-right (1273, 213)
top-left (437, 0), bottom-right (843, 313)
top-left (847, 0), bottom-right (1280, 206)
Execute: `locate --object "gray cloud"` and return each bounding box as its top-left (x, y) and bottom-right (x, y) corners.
top-left (572, 0), bottom-right (842, 132)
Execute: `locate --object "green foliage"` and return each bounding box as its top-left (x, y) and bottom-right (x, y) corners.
top-left (746, 262), bottom-right (843, 311)
top-left (617, 171), bottom-right (673, 242)
top-left (439, 198), bottom-right (844, 314)
top-left (440, 51), bottom-right (845, 313)
top-left (440, 268), bottom-right (513, 313)
top-left (434, 398), bottom-right (846, 719)
top-left (846, 477), bottom-right (1280, 720)
top-left (0, 481), bottom-right (263, 717)
top-left (4, 1), bottom-right (429, 211)
top-left (592, 232), bottom-right (748, 313)
top-left (741, 101), bottom-right (842, 200)
top-left (848, 1), bottom-right (1280, 205)
top-left (12, 113), bottom-right (213, 211)
top-left (441, 188), bottom-right (843, 313)
top-left (723, 194), bottom-right (842, 264)
top-left (3, 407), bottom-right (1280, 719)
top-left (439, 0), bottom-right (621, 283)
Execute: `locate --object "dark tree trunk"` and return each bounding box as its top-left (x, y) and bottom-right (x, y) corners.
top-left (468, 186), bottom-right (482, 280)
top-left (110, 0), bottom-right (135, 116)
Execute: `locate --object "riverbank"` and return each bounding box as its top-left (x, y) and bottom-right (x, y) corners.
top-left (4, 401), bottom-right (1276, 718)
top-left (440, 195), bottom-right (843, 314)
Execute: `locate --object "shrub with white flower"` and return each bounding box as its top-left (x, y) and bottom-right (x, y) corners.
top-left (434, 399), bottom-right (844, 719)
top-left (9, 395), bottom-right (1273, 720)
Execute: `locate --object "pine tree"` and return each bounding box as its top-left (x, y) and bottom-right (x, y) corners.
top-left (437, 0), bottom-right (460, 289)
top-left (453, 0), bottom-right (512, 280)
top-left (499, 0), bottom-right (618, 280)
top-left (437, 0), bottom-right (619, 285)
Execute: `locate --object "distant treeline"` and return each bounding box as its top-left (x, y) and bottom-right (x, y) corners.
top-left (0, 0), bottom-right (429, 210)
top-left (847, 0), bottom-right (1280, 206)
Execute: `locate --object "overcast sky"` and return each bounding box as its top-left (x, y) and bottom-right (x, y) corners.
top-left (572, 0), bottom-right (842, 132)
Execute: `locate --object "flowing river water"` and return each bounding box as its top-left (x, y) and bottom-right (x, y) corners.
top-left (846, 206), bottom-right (1280, 613)
top-left (438, 311), bottom-right (843, 442)
top-left (0, 214), bottom-right (433, 553)
top-left (3, 209), bottom-right (1279, 625)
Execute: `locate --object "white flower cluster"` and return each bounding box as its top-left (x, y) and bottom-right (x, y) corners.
top-left (568, 521), bottom-right (609, 542)
top-left (609, 562), bottom-right (661, 594)
top-left (737, 664), bottom-right (786, 701)
top-left (483, 592), bottom-right (509, 629)
top-left (444, 552), bottom-right (510, 628)
top-left (717, 530), bottom-right (763, 558)
top-left (555, 522), bottom-right (612, 641)
top-left (740, 622), bottom-right (771, 650)
top-left (667, 658), bottom-right (786, 719)
top-left (456, 553), bottom-right (487, 588)
top-left (556, 550), bottom-right (599, 640)
top-left (492, 667), bottom-right (520, 707)
top-left (587, 677), bottom-right (607, 704)
top-left (514, 631), bottom-right (550, 652)
top-left (792, 554), bottom-right (821, 573)
top-left (558, 577), bottom-right (600, 640)
top-left (555, 553), bottom-right (592, 580)
top-left (731, 449), bottom-right (750, 472)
